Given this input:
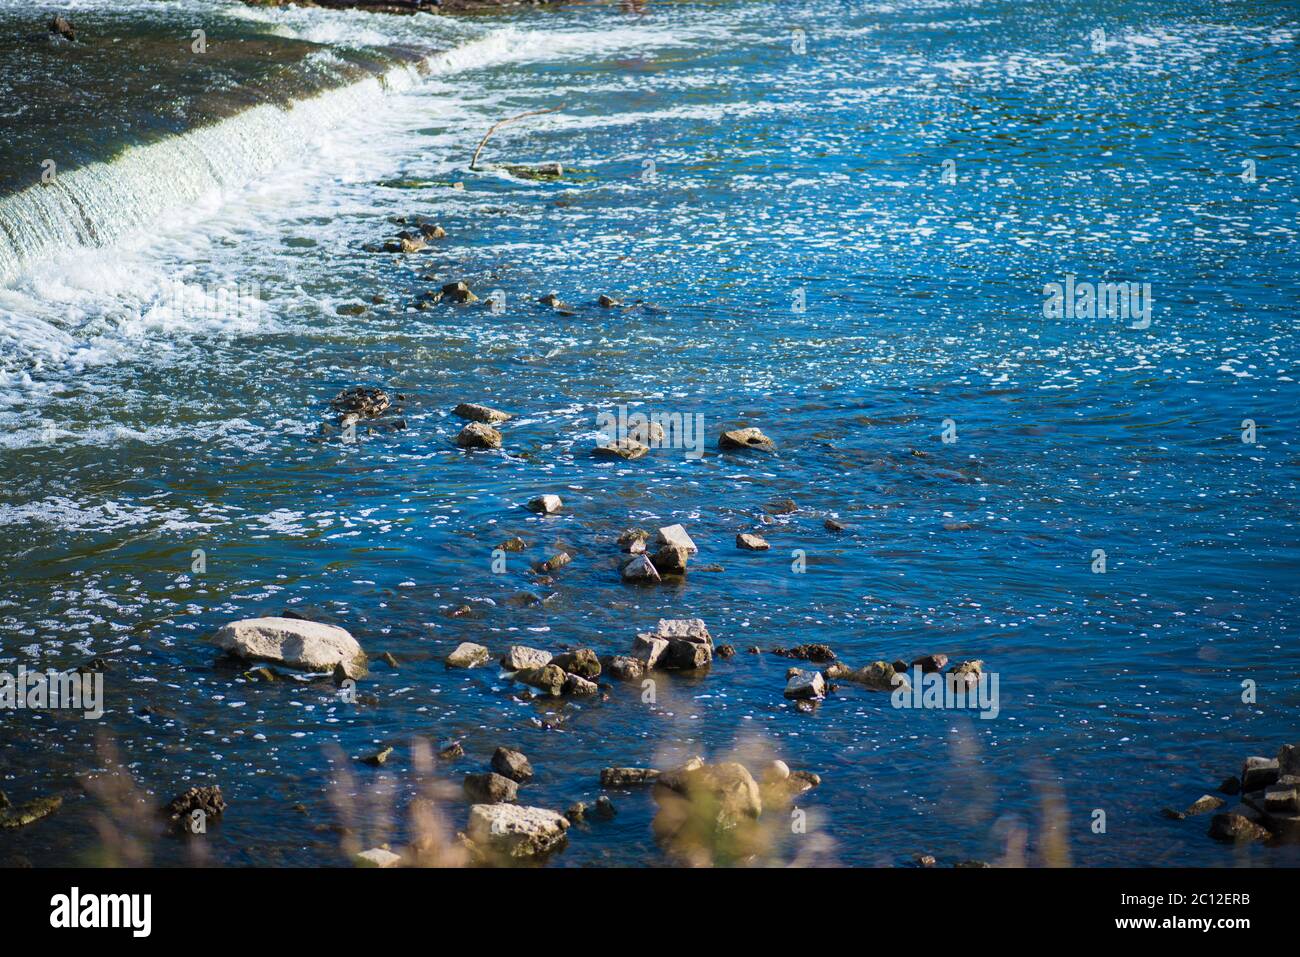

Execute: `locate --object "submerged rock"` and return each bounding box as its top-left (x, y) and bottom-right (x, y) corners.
top-left (49, 15), bottom-right (75, 42)
top-left (467, 804), bottom-right (569, 859)
top-left (456, 422), bottom-right (502, 450)
top-left (598, 294), bottom-right (622, 308)
top-left (0, 795), bottom-right (62, 829)
top-left (533, 551), bottom-right (572, 574)
top-left (719, 427), bottom-right (776, 452)
top-left (446, 642), bottom-right (491, 669)
top-left (601, 767), bottom-right (660, 787)
top-left (453, 402), bottom-right (512, 424)
top-left (329, 386), bottom-right (391, 418)
top-left (824, 517), bottom-right (848, 533)
top-left (163, 786), bottom-right (225, 832)
top-left (212, 617), bottom-right (368, 679)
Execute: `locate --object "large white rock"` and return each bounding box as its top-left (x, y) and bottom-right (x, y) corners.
top-left (467, 804), bottom-right (569, 859)
top-left (212, 617), bottom-right (367, 679)
top-left (653, 524), bottom-right (698, 554)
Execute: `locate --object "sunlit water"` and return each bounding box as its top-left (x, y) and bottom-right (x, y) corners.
top-left (0, 0), bottom-right (1297, 867)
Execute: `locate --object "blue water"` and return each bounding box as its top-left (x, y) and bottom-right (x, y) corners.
top-left (0, 0), bottom-right (1297, 867)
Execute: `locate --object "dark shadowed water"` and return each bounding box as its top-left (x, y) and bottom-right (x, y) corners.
top-left (0, 0), bottom-right (1297, 867)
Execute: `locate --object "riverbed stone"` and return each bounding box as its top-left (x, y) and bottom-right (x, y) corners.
top-left (491, 747), bottom-right (534, 783)
top-left (784, 669), bottom-right (825, 700)
top-left (453, 402), bottom-right (512, 424)
top-left (527, 494), bottom-right (563, 515)
top-left (456, 422), bottom-right (502, 450)
top-left (501, 645), bottom-right (552, 671)
top-left (553, 648), bottom-right (600, 679)
top-left (719, 427), bottom-right (775, 452)
top-left (464, 772), bottom-right (518, 804)
top-left (621, 553), bottom-right (661, 583)
top-left (467, 804), bottom-right (569, 859)
top-left (446, 642), bottom-right (491, 669)
top-left (564, 673), bottom-right (599, 695)
top-left (212, 617), bottom-right (368, 679)
top-left (516, 664), bottom-right (566, 697)
top-left (605, 655), bottom-right (645, 681)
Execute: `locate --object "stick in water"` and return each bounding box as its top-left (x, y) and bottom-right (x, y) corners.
top-left (470, 105), bottom-right (565, 171)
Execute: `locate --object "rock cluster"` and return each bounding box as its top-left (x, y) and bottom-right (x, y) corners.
top-left (620, 524), bottom-right (699, 583)
top-left (630, 618), bottom-right (714, 671)
top-left (1202, 743), bottom-right (1300, 844)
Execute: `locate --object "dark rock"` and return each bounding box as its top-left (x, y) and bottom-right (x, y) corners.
top-left (438, 742), bottom-right (464, 761)
top-left (1219, 776), bottom-right (1241, 796)
top-left (491, 747), bottom-right (534, 783)
top-left (163, 786), bottom-right (224, 832)
top-left (824, 517), bottom-right (848, 532)
top-left (716, 644), bottom-right (736, 658)
top-left (600, 767), bottom-right (660, 787)
top-left (361, 746), bottom-right (393, 767)
top-left (330, 386), bottom-right (391, 418)
top-left (464, 772), bottom-right (518, 804)
top-left (553, 649), bottom-right (600, 679)
top-left (442, 281), bottom-right (478, 303)
top-left (911, 653), bottom-right (949, 673)
top-left (456, 422), bottom-right (502, 450)
top-left (49, 15), bottom-right (75, 41)
top-left (598, 294), bottom-right (621, 308)
top-left (1208, 811), bottom-right (1271, 843)
top-left (1241, 756), bottom-right (1280, 792)
top-left (0, 795), bottom-right (62, 829)
top-left (773, 644), bottom-right (836, 663)
top-left (593, 795), bottom-right (616, 819)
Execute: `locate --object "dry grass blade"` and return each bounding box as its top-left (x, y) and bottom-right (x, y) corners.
top-left (470, 105), bottom-right (565, 171)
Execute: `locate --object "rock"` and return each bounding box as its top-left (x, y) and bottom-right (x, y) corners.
top-left (911, 653), bottom-right (949, 673)
top-left (456, 422), bottom-right (502, 450)
top-left (594, 438), bottom-right (649, 460)
top-left (824, 518), bottom-right (848, 532)
top-left (1160, 807), bottom-right (1186, 821)
top-left (565, 802), bottom-right (587, 822)
top-left (49, 16), bottom-right (75, 42)
top-left (446, 642), bottom-right (491, 669)
top-left (651, 545), bottom-right (690, 575)
top-left (1264, 784), bottom-right (1299, 814)
top-left (212, 617), bottom-right (368, 679)
top-left (655, 619), bottom-right (713, 646)
top-left (453, 402), bottom-right (512, 424)
top-left (598, 294), bottom-right (621, 307)
top-left (1262, 810), bottom-right (1300, 841)
top-left (491, 747), bottom-right (533, 783)
top-left (438, 742), bottom-right (465, 761)
top-left (501, 645), bottom-right (552, 671)
top-left (1209, 811), bottom-right (1272, 843)
top-left (0, 796), bottom-right (61, 829)
top-left (527, 494), bottom-right (563, 515)
top-left (1219, 776), bottom-right (1241, 796)
top-left (354, 847), bottom-right (402, 868)
top-left (719, 427), bottom-right (775, 452)
top-left (533, 552), bottom-right (572, 574)
top-left (765, 499), bottom-right (798, 515)
top-left (663, 639), bottom-right (711, 670)
top-left (947, 660), bottom-right (984, 689)
top-left (716, 644), bottom-right (736, 658)
top-left (163, 786), bottom-right (225, 832)
top-left (505, 162), bottom-right (565, 181)
top-left (606, 655), bottom-right (645, 681)
top-left (467, 804), bottom-right (569, 859)
top-left (330, 386), bottom-right (391, 418)
top-left (442, 281), bottom-right (478, 303)
top-left (385, 235), bottom-right (426, 253)
top-left (653, 761), bottom-right (762, 834)
top-left (361, 747), bottom-right (394, 767)
top-left (653, 524), bottom-right (698, 555)
top-left (822, 661), bottom-right (853, 679)
top-left (464, 772), bottom-right (518, 804)
top-left (621, 554), bottom-right (662, 583)
top-left (498, 537), bottom-right (527, 552)
top-left (773, 644), bottom-right (836, 663)
top-left (631, 633), bottom-right (670, 669)
top-left (516, 664), bottom-right (567, 697)
top-left (1241, 756), bottom-right (1280, 792)
top-left (617, 528), bottom-right (649, 552)
top-left (601, 768), bottom-right (661, 787)
top-left (784, 669), bottom-right (825, 700)
top-left (627, 421), bottom-right (666, 446)
top-left (846, 660), bottom-right (898, 690)
top-left (553, 649), bottom-right (600, 679)
top-left (890, 659), bottom-right (909, 674)
top-left (915, 853), bottom-right (937, 867)
top-left (594, 795), bottom-right (616, 819)
top-left (1278, 743), bottom-right (1300, 777)
top-left (736, 533), bottom-right (770, 551)
top-left (563, 673), bottom-right (599, 695)
top-left (538, 292), bottom-right (569, 309)
top-left (1186, 794), bottom-right (1226, 816)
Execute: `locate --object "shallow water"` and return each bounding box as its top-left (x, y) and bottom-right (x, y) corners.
top-left (0, 0), bottom-right (1297, 867)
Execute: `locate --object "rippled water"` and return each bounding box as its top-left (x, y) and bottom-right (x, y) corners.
top-left (0, 0), bottom-right (1297, 867)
